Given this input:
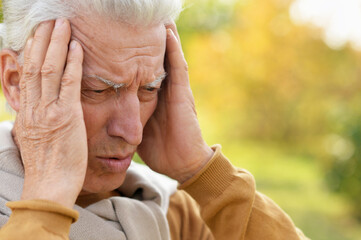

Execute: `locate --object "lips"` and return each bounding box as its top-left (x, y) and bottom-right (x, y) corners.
top-left (98, 156), bottom-right (127, 161)
top-left (96, 154), bottom-right (133, 173)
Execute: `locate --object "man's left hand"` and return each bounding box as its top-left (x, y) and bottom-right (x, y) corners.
top-left (137, 23), bottom-right (214, 183)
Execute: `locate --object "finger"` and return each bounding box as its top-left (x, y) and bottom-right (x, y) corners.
top-left (41, 18), bottom-right (71, 102)
top-left (59, 40), bottom-right (83, 103)
top-left (24, 21), bottom-right (54, 105)
top-left (19, 38), bottom-right (33, 110)
top-left (166, 29), bottom-right (189, 85)
top-left (165, 21), bottom-right (181, 43)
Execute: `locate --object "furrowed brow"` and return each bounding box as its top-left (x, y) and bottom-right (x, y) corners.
top-left (83, 74), bottom-right (126, 89)
top-left (144, 72), bottom-right (168, 88)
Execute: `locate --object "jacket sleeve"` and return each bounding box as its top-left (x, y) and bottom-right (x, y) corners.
top-left (167, 145), bottom-right (310, 240)
top-left (0, 199), bottom-right (78, 240)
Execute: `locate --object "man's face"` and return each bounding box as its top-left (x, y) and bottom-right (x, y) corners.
top-left (70, 16), bottom-right (166, 194)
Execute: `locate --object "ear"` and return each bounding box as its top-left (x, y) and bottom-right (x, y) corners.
top-left (0, 49), bottom-right (22, 112)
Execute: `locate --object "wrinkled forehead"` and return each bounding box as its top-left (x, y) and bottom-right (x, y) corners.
top-left (69, 15), bottom-right (167, 81)
top-left (71, 15), bottom-right (166, 49)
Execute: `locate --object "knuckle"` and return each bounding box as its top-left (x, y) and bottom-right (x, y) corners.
top-left (24, 61), bottom-right (40, 79)
top-left (62, 73), bottom-right (80, 87)
top-left (183, 62), bottom-right (189, 72)
top-left (37, 104), bottom-right (61, 124)
top-left (41, 63), bottom-right (58, 77)
top-left (46, 109), bottom-right (61, 123)
top-left (61, 75), bottom-right (74, 86)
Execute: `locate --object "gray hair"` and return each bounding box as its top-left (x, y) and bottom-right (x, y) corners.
top-left (0, 0), bottom-right (183, 53)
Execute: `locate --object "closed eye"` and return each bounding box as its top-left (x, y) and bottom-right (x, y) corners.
top-left (93, 89), bottom-right (106, 93)
top-left (144, 86), bottom-right (159, 92)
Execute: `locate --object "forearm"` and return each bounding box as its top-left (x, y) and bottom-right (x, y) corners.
top-left (0, 200), bottom-right (78, 240)
top-left (180, 145), bottom-right (308, 240)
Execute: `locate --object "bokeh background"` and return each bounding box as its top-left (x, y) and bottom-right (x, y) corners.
top-left (1, 0), bottom-right (361, 239)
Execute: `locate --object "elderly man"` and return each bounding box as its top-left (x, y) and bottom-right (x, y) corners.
top-left (0, 0), bottom-right (308, 239)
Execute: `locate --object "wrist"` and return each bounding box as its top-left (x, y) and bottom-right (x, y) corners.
top-left (175, 145), bottom-right (214, 184)
top-left (21, 191), bottom-right (77, 209)
top-left (21, 180), bottom-right (80, 209)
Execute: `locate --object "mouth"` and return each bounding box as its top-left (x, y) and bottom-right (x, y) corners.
top-left (99, 156), bottom-right (124, 160)
top-left (96, 154), bottom-right (132, 173)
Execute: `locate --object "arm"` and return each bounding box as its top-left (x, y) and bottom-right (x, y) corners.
top-left (174, 145), bottom-right (309, 240)
top-left (13, 19), bottom-right (86, 209)
top-left (0, 19), bottom-right (85, 239)
top-left (0, 200), bottom-right (77, 240)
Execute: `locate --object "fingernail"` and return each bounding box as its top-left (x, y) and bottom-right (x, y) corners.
top-left (70, 40), bottom-right (77, 50)
top-left (55, 18), bottom-right (64, 28)
top-left (26, 38), bottom-right (33, 47)
top-left (166, 29), bottom-right (173, 39)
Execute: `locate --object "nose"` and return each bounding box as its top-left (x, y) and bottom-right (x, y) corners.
top-left (107, 92), bottom-right (143, 146)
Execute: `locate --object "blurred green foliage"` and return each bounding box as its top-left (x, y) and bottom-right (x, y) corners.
top-left (1, 0), bottom-right (361, 239)
top-left (178, 0), bottom-right (361, 225)
top-left (177, 0), bottom-right (361, 238)
top-left (177, 0), bottom-right (237, 33)
top-left (325, 114), bottom-right (361, 220)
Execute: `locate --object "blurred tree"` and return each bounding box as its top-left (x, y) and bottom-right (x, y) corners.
top-left (177, 0), bottom-right (237, 33)
top-left (178, 0), bottom-right (361, 218)
top-left (324, 105), bottom-right (361, 220)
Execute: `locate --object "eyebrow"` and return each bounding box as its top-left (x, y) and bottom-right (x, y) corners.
top-left (83, 74), bottom-right (125, 89)
top-left (144, 72), bottom-right (168, 88)
top-left (83, 72), bottom-right (168, 89)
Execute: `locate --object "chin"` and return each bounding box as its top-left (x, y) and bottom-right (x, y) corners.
top-left (80, 172), bottom-right (127, 194)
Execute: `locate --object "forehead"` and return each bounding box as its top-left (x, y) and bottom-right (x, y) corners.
top-left (69, 15), bottom-right (166, 83)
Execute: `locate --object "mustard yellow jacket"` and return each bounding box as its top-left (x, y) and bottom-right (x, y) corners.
top-left (0, 146), bottom-right (309, 240)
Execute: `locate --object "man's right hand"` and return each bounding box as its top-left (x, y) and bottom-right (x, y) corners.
top-left (13, 19), bottom-right (87, 209)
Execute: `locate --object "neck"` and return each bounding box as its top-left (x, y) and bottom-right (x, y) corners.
top-left (76, 190), bottom-right (121, 208)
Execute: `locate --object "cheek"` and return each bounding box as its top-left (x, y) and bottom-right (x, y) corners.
top-left (81, 102), bottom-right (109, 138)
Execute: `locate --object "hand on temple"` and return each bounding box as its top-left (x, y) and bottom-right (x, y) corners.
top-left (137, 23), bottom-right (214, 183)
top-left (13, 19), bottom-right (87, 208)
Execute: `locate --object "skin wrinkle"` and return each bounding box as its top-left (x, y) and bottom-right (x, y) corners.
top-left (83, 72), bottom-right (167, 91)
top-left (67, 16), bottom-right (167, 194)
top-left (70, 17), bottom-right (162, 61)
top-left (120, 49), bottom-right (158, 63)
top-left (71, 19), bottom-right (165, 92)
